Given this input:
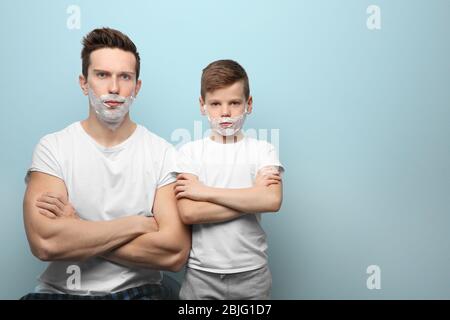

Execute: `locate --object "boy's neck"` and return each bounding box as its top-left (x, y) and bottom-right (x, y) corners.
top-left (209, 131), bottom-right (244, 144)
top-left (81, 113), bottom-right (137, 148)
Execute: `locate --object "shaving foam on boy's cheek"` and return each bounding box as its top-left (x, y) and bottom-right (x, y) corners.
top-left (203, 104), bottom-right (248, 136)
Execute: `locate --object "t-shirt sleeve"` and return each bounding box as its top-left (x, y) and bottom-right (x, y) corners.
top-left (157, 143), bottom-right (178, 188)
top-left (257, 141), bottom-right (285, 175)
top-left (176, 143), bottom-right (200, 177)
top-left (25, 136), bottom-right (63, 184)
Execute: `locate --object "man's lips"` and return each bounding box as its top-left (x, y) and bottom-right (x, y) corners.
top-left (220, 122), bottom-right (233, 128)
top-left (104, 101), bottom-right (124, 107)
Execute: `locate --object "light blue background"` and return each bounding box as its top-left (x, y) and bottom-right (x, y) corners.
top-left (0, 0), bottom-right (449, 299)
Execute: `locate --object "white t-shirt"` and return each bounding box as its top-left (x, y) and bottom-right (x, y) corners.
top-left (177, 136), bottom-right (284, 274)
top-left (26, 121), bottom-right (177, 295)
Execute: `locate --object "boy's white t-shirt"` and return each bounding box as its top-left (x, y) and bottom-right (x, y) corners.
top-left (26, 121), bottom-right (177, 295)
top-left (177, 136), bottom-right (284, 274)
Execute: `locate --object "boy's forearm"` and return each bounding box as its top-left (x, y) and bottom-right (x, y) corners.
top-left (177, 198), bottom-right (244, 225)
top-left (202, 185), bottom-right (281, 213)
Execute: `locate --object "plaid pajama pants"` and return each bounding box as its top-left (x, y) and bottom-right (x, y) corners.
top-left (20, 276), bottom-right (180, 300)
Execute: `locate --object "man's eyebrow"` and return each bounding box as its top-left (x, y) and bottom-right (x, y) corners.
top-left (93, 69), bottom-right (110, 73)
top-left (92, 69), bottom-right (135, 74)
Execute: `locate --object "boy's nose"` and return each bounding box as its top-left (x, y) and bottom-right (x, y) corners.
top-left (220, 106), bottom-right (231, 117)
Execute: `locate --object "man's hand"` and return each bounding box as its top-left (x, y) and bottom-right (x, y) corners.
top-left (35, 193), bottom-right (159, 232)
top-left (101, 183), bottom-right (190, 271)
top-left (255, 167), bottom-right (282, 187)
top-left (101, 215), bottom-right (159, 262)
top-left (175, 173), bottom-right (209, 201)
top-left (139, 216), bottom-right (159, 233)
top-left (35, 192), bottom-right (79, 219)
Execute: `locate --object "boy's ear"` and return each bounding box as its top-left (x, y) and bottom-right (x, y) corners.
top-left (199, 97), bottom-right (206, 115)
top-left (246, 96), bottom-right (253, 114)
top-left (79, 75), bottom-right (88, 96)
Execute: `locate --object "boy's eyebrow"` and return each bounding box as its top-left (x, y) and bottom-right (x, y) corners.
top-left (208, 97), bottom-right (244, 102)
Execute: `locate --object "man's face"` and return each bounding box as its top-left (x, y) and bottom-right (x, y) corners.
top-left (79, 48), bottom-right (141, 105)
top-left (200, 81), bottom-right (253, 122)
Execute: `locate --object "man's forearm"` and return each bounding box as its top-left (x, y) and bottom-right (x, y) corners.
top-left (35, 216), bottom-right (147, 261)
top-left (103, 230), bottom-right (188, 271)
top-left (202, 185), bottom-right (282, 213)
top-left (177, 198), bottom-right (243, 225)
top-left (102, 182), bottom-right (191, 271)
top-left (24, 172), bottom-right (152, 262)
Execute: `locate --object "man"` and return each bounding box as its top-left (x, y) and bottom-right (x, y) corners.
top-left (175, 59), bottom-right (284, 300)
top-left (21, 28), bottom-right (190, 299)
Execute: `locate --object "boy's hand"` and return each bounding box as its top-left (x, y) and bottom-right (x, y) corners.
top-left (255, 166), bottom-right (282, 187)
top-left (35, 192), bottom-right (80, 219)
top-left (175, 173), bottom-right (208, 201)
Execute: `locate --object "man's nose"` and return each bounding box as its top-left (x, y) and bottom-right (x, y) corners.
top-left (108, 76), bottom-right (120, 94)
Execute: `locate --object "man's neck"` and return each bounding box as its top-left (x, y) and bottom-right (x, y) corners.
top-left (209, 131), bottom-right (244, 144)
top-left (81, 114), bottom-right (137, 148)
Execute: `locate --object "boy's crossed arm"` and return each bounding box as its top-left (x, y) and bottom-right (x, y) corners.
top-left (175, 168), bottom-right (283, 225)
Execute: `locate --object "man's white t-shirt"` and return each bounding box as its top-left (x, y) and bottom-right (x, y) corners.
top-left (26, 121), bottom-right (177, 295)
top-left (177, 136), bottom-right (284, 274)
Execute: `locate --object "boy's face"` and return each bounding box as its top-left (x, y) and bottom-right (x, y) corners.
top-left (79, 48), bottom-right (141, 103)
top-left (200, 81), bottom-right (253, 121)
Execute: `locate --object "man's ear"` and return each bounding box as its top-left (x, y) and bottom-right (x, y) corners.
top-left (246, 96), bottom-right (253, 114)
top-left (199, 97), bottom-right (206, 115)
top-left (133, 79), bottom-right (142, 97)
top-left (79, 75), bottom-right (88, 96)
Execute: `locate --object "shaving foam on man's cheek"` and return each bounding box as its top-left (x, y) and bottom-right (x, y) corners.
top-left (88, 88), bottom-right (135, 131)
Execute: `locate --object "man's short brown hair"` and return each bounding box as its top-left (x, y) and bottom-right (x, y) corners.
top-left (201, 60), bottom-right (250, 100)
top-left (81, 27), bottom-right (140, 80)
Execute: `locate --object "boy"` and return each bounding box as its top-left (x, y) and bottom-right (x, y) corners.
top-left (176, 59), bottom-right (284, 299)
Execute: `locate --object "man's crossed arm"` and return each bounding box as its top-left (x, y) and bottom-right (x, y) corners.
top-left (23, 172), bottom-right (190, 271)
top-left (174, 167), bottom-right (283, 225)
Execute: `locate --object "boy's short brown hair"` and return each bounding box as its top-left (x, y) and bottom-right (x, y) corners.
top-left (81, 28), bottom-right (140, 80)
top-left (201, 60), bottom-right (250, 100)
